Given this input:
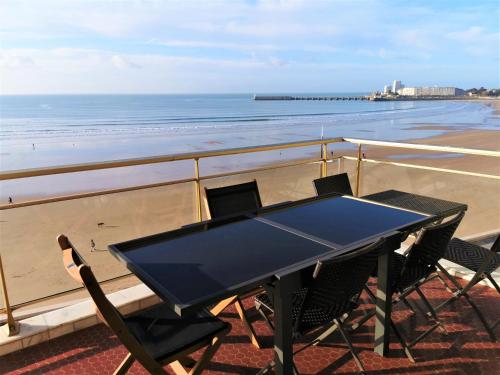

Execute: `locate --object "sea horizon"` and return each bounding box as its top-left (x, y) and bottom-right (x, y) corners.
top-left (0, 92), bottom-right (373, 99)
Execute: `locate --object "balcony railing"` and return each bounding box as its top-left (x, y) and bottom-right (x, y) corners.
top-left (1, 137), bottom-right (499, 335)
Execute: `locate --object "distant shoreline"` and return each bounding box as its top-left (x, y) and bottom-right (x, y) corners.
top-left (253, 95), bottom-right (500, 102)
top-left (371, 96), bottom-right (500, 102)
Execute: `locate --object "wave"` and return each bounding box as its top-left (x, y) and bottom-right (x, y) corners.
top-left (0, 101), bottom-right (481, 140)
top-left (1, 105), bottom-right (434, 127)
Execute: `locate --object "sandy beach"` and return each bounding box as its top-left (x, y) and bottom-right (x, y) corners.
top-left (1, 99), bottom-right (499, 314)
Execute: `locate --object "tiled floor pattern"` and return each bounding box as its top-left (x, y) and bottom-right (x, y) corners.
top-left (1, 279), bottom-right (499, 374)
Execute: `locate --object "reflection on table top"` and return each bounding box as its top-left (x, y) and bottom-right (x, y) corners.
top-left (109, 194), bottom-right (431, 315)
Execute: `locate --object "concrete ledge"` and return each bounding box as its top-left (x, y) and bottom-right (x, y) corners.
top-left (1, 242), bottom-right (498, 357)
top-left (0, 283), bottom-right (160, 356)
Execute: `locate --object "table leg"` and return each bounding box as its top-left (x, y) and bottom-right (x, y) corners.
top-left (374, 244), bottom-right (394, 356)
top-left (273, 273), bottom-right (294, 375)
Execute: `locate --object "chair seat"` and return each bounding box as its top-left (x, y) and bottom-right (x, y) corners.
top-left (443, 238), bottom-right (500, 274)
top-left (255, 289), bottom-right (356, 334)
top-left (392, 253), bottom-right (434, 292)
top-left (124, 302), bottom-right (229, 362)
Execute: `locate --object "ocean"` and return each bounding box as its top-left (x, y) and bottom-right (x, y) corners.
top-left (0, 94), bottom-right (497, 200)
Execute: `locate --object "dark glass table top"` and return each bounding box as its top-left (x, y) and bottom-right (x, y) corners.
top-left (258, 196), bottom-right (430, 247)
top-left (363, 190), bottom-right (467, 218)
top-left (109, 218), bottom-right (337, 314)
top-left (109, 194), bottom-right (432, 315)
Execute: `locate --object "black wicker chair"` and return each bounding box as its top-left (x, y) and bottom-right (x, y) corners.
top-left (204, 180), bottom-right (264, 348)
top-left (205, 180), bottom-right (262, 218)
top-left (434, 234), bottom-right (499, 341)
top-left (58, 235), bottom-right (230, 375)
top-left (313, 173), bottom-right (353, 197)
top-left (352, 211), bottom-right (465, 362)
top-left (386, 211), bottom-right (465, 361)
top-left (255, 238), bottom-right (386, 374)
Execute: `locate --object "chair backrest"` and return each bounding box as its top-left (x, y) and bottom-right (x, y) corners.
top-left (405, 211), bottom-right (465, 269)
top-left (205, 180), bottom-right (262, 219)
top-left (313, 173), bottom-right (353, 196)
top-left (294, 237), bottom-right (385, 334)
top-left (57, 235), bottom-right (165, 373)
top-left (491, 234), bottom-right (500, 253)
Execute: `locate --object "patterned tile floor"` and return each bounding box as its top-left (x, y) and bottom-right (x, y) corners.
top-left (1, 278), bottom-right (499, 374)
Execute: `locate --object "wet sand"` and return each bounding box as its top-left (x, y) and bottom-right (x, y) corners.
top-left (343, 129), bottom-right (500, 176)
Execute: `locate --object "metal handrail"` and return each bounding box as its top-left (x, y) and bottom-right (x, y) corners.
top-left (343, 156), bottom-right (500, 180)
top-left (0, 137), bottom-right (344, 180)
top-left (1, 137), bottom-right (497, 182)
top-left (0, 136), bottom-right (499, 321)
top-left (344, 138), bottom-right (500, 157)
top-left (2, 137), bottom-right (498, 211)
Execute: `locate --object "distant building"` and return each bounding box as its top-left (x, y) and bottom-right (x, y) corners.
top-left (392, 80), bottom-right (402, 93)
top-left (399, 87), bottom-right (465, 97)
top-left (380, 80), bottom-right (464, 97)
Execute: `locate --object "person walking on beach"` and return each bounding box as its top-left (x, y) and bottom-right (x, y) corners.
top-left (8, 197), bottom-right (13, 204)
top-left (90, 239), bottom-right (96, 252)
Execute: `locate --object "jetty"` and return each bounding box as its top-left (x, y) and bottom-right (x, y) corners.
top-left (253, 94), bottom-right (474, 102)
top-left (253, 95), bottom-right (368, 101)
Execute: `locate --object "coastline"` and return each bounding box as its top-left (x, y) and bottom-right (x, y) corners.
top-left (0, 99), bottom-right (499, 308)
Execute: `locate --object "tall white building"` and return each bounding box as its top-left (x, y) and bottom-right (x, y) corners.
top-left (392, 80), bottom-right (402, 93)
top-left (383, 85), bottom-right (391, 94)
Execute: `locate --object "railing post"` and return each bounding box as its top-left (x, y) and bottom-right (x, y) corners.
top-left (0, 254), bottom-right (20, 337)
top-left (194, 158), bottom-right (203, 222)
top-left (320, 143), bottom-right (328, 178)
top-left (355, 144), bottom-right (362, 197)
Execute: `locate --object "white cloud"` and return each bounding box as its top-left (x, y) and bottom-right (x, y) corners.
top-left (393, 30), bottom-right (436, 51)
top-left (268, 56), bottom-right (288, 67)
top-left (445, 26), bottom-right (499, 56)
top-left (151, 39), bottom-right (280, 51)
top-left (111, 55), bottom-right (141, 69)
top-left (150, 38), bottom-right (337, 54)
top-left (225, 21), bottom-right (339, 37)
top-left (256, 0), bottom-right (307, 11)
top-left (446, 26), bottom-right (484, 42)
top-left (356, 47), bottom-right (431, 61)
top-left (0, 53), bottom-right (35, 68)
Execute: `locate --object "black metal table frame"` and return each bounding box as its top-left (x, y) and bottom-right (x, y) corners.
top-left (268, 233), bottom-right (404, 373)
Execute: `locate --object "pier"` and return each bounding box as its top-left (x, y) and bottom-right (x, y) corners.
top-left (253, 95), bottom-right (369, 101)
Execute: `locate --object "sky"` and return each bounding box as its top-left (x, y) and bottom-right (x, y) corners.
top-left (0, 0), bottom-right (499, 94)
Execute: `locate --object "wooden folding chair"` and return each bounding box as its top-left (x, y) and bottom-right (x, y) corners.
top-left (58, 234), bottom-right (230, 375)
